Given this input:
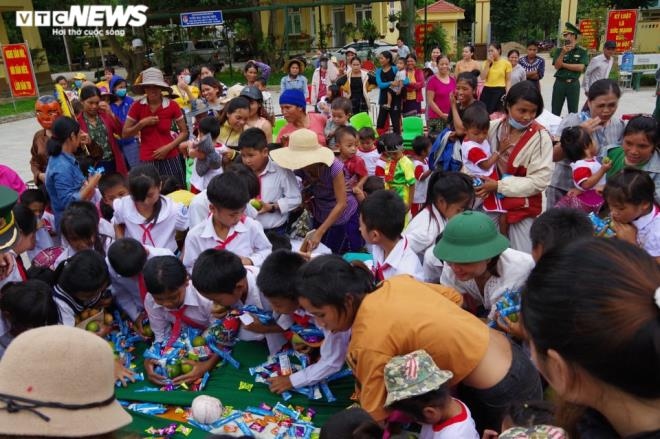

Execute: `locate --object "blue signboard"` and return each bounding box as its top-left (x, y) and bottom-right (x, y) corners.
top-left (180, 10), bottom-right (224, 28)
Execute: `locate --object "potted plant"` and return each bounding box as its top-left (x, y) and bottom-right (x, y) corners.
top-left (388, 12), bottom-right (399, 33)
top-left (341, 22), bottom-right (359, 43)
top-left (360, 19), bottom-right (379, 46)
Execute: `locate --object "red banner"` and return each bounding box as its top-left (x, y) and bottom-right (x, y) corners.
top-left (579, 19), bottom-right (598, 51)
top-left (414, 24), bottom-right (435, 59)
top-left (1, 43), bottom-right (37, 98)
top-left (605, 9), bottom-right (638, 53)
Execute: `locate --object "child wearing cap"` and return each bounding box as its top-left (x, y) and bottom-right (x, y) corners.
top-left (360, 190), bottom-right (423, 281)
top-left (183, 172), bottom-right (271, 272)
top-left (270, 128), bottom-right (361, 254)
top-left (238, 128), bottom-right (301, 235)
top-left (384, 349), bottom-right (479, 438)
top-left (375, 133), bottom-right (416, 208)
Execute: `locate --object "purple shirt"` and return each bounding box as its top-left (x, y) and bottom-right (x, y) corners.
top-left (426, 75), bottom-right (456, 119)
top-left (298, 158), bottom-right (358, 225)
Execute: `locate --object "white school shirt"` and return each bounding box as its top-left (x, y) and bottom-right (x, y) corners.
top-left (420, 399), bottom-right (479, 439)
top-left (357, 148), bottom-right (380, 176)
top-left (440, 248), bottom-right (534, 320)
top-left (233, 267), bottom-right (290, 354)
top-left (461, 138), bottom-right (495, 177)
top-left (108, 245), bottom-right (174, 321)
top-left (371, 237), bottom-right (424, 281)
top-left (255, 159), bottom-right (302, 230)
top-left (570, 158), bottom-right (605, 190)
top-left (404, 204), bottom-right (447, 258)
top-left (422, 245), bottom-right (444, 283)
top-left (412, 158), bottom-right (430, 204)
top-left (288, 309), bottom-right (351, 388)
top-left (112, 195), bottom-right (188, 252)
top-left (144, 284), bottom-right (214, 344)
top-left (633, 205), bottom-right (660, 257)
top-left (188, 191), bottom-right (258, 229)
top-left (183, 215), bottom-right (272, 272)
top-left (27, 211), bottom-right (55, 261)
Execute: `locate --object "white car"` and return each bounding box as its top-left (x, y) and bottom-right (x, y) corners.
top-left (328, 40), bottom-right (397, 62)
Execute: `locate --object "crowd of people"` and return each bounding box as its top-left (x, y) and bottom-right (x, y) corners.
top-left (0, 22), bottom-right (658, 439)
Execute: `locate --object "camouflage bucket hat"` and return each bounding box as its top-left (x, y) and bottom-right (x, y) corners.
top-left (384, 350), bottom-right (453, 407)
top-left (499, 425), bottom-right (568, 439)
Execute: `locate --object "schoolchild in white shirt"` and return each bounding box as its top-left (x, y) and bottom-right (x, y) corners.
top-left (238, 127), bottom-right (302, 234)
top-left (183, 172), bottom-right (271, 272)
top-left (113, 164), bottom-right (188, 253)
top-left (0, 204), bottom-right (37, 289)
top-left (19, 189), bottom-right (57, 260)
top-left (256, 250), bottom-right (350, 394)
top-left (107, 238), bottom-right (173, 327)
top-left (360, 190), bottom-right (423, 281)
top-left (142, 255), bottom-right (218, 385)
top-left (192, 249), bottom-right (288, 354)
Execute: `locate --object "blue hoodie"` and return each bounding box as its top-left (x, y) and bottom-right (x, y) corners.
top-left (109, 75), bottom-right (137, 146)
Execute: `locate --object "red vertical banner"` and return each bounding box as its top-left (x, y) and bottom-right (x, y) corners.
top-left (579, 19), bottom-right (598, 50)
top-left (1, 43), bottom-right (38, 98)
top-left (605, 9), bottom-right (638, 53)
top-left (414, 24), bottom-right (434, 60)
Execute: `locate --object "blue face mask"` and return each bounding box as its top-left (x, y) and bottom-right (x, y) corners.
top-left (115, 88), bottom-right (127, 98)
top-left (508, 116), bottom-right (533, 130)
top-left (74, 80), bottom-right (82, 88)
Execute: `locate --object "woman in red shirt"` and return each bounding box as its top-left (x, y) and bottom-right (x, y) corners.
top-left (123, 68), bottom-right (188, 186)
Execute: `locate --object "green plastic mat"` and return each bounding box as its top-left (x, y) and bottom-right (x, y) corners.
top-left (118, 341), bottom-right (355, 437)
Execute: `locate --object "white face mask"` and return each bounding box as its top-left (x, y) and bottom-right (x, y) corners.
top-left (183, 75), bottom-right (191, 85)
top-left (508, 116), bottom-right (533, 130)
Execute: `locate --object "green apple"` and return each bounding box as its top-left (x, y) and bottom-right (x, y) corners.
top-left (249, 199), bottom-right (263, 210)
top-left (166, 361), bottom-right (182, 378)
top-left (188, 352), bottom-right (200, 361)
top-left (85, 321), bottom-right (100, 332)
top-left (142, 324), bottom-right (154, 337)
top-left (181, 363), bottom-right (194, 374)
top-left (192, 336), bottom-right (206, 347)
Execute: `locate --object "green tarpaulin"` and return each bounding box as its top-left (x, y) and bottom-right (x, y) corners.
top-left (117, 341), bottom-right (355, 437)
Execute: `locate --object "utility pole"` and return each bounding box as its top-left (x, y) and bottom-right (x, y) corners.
top-left (406, 0), bottom-right (415, 46)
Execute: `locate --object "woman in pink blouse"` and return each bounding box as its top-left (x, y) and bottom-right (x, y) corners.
top-left (425, 55), bottom-right (456, 136)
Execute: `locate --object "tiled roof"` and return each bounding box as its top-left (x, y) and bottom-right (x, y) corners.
top-left (417, 0), bottom-right (465, 14)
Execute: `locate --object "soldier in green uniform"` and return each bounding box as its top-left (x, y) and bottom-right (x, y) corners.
top-left (551, 22), bottom-right (589, 116)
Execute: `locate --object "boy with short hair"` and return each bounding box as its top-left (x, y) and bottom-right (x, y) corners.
top-left (255, 77), bottom-right (274, 118)
top-left (142, 255), bottom-right (218, 385)
top-left (384, 350), bottom-right (479, 439)
top-left (357, 127), bottom-right (379, 176)
top-left (325, 97), bottom-right (353, 151)
top-left (238, 127), bottom-right (301, 235)
top-left (336, 126), bottom-right (368, 194)
top-left (360, 189), bottom-right (423, 281)
top-left (529, 207), bottom-right (592, 263)
top-left (183, 173), bottom-right (272, 272)
top-left (98, 173), bottom-right (128, 221)
top-left (192, 249), bottom-right (288, 354)
top-left (19, 189), bottom-right (56, 260)
top-left (410, 136), bottom-right (433, 216)
top-left (375, 133), bottom-right (416, 209)
top-left (107, 238), bottom-right (173, 327)
top-left (256, 250), bottom-right (350, 394)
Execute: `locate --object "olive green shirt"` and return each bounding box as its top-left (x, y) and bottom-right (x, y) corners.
top-left (551, 46), bottom-right (589, 80)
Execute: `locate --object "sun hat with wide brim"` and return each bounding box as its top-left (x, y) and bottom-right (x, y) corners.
top-left (270, 128), bottom-right (334, 170)
top-left (131, 67), bottom-right (172, 95)
top-left (433, 211), bottom-right (509, 263)
top-left (0, 186), bottom-right (18, 252)
top-left (72, 72), bottom-right (86, 80)
top-left (220, 83), bottom-right (244, 104)
top-left (0, 326), bottom-right (132, 436)
top-left (284, 57), bottom-right (307, 72)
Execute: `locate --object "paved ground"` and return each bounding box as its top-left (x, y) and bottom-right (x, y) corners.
top-left (4, 53), bottom-right (657, 184)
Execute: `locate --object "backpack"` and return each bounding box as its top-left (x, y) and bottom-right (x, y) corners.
top-left (428, 127), bottom-right (463, 172)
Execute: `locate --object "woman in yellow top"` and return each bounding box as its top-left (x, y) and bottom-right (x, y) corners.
top-left (171, 67), bottom-right (200, 111)
top-left (479, 43), bottom-right (512, 114)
